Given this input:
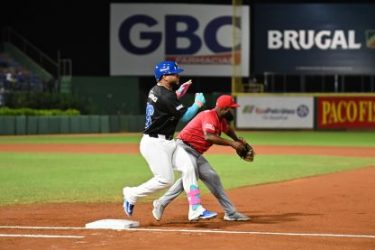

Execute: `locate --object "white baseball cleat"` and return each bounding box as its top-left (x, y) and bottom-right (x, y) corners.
top-left (189, 205), bottom-right (217, 221)
top-left (123, 187), bottom-right (134, 216)
top-left (152, 200), bottom-right (165, 221)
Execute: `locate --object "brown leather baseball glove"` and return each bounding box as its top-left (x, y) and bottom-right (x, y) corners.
top-left (236, 142), bottom-right (255, 162)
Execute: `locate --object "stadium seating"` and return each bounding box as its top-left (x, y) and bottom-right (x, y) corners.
top-left (0, 52), bottom-right (43, 92)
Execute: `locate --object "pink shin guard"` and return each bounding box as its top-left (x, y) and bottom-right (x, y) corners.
top-left (188, 185), bottom-right (202, 209)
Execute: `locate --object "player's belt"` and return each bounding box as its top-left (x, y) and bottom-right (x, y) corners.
top-left (177, 139), bottom-right (201, 155)
top-left (146, 133), bottom-right (173, 140)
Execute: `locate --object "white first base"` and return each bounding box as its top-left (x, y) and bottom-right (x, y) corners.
top-left (85, 219), bottom-right (139, 230)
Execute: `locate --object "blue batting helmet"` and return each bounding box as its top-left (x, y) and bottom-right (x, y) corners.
top-left (154, 61), bottom-right (184, 81)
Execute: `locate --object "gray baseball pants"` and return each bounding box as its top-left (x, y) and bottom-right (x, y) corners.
top-left (157, 139), bottom-right (236, 215)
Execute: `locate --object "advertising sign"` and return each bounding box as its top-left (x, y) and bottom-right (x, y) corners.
top-left (254, 4), bottom-right (375, 74)
top-left (317, 96), bottom-right (375, 129)
top-left (237, 96), bottom-right (314, 129)
top-left (111, 4), bottom-right (249, 76)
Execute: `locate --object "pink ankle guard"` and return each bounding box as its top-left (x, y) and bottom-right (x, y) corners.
top-left (188, 185), bottom-right (201, 205)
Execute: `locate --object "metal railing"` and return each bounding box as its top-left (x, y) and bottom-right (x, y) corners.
top-left (2, 27), bottom-right (72, 80)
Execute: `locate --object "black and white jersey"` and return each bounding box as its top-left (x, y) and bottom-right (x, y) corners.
top-left (144, 84), bottom-right (187, 138)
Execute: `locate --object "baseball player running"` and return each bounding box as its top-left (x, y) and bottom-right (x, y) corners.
top-left (123, 61), bottom-right (217, 221)
top-left (152, 95), bottom-right (250, 221)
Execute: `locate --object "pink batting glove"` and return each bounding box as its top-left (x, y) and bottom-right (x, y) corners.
top-left (176, 79), bottom-right (192, 99)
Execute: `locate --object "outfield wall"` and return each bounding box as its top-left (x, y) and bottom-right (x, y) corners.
top-left (316, 96), bottom-right (375, 129)
top-left (0, 115), bottom-right (144, 135)
top-left (1, 94), bottom-right (374, 135)
top-left (71, 76), bottom-right (141, 115)
top-left (236, 94), bottom-right (375, 130)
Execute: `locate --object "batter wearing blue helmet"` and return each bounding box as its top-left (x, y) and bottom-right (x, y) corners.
top-left (123, 61), bottom-right (217, 221)
top-left (154, 61), bottom-right (184, 81)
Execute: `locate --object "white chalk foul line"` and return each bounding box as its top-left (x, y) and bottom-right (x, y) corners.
top-left (127, 228), bottom-right (375, 239)
top-left (0, 233), bottom-right (84, 239)
top-left (0, 225), bottom-right (374, 239)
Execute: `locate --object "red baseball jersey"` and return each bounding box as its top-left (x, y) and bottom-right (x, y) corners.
top-left (177, 109), bottom-right (229, 154)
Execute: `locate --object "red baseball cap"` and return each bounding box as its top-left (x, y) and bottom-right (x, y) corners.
top-left (216, 95), bottom-right (240, 108)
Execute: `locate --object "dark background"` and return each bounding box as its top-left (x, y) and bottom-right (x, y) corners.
top-left (0, 0), bottom-right (372, 76)
top-left (253, 4), bottom-right (375, 74)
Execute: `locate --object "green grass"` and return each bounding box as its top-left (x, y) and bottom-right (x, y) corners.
top-left (0, 131), bottom-right (374, 206)
top-left (1, 131), bottom-right (375, 147)
top-left (0, 152), bottom-right (374, 206)
top-left (208, 155), bottom-right (375, 188)
top-left (0, 134), bottom-right (142, 144)
top-left (0, 153), bottom-right (151, 205)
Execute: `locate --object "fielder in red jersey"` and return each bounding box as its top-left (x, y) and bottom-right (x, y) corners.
top-left (178, 109), bottom-right (230, 154)
top-left (152, 95), bottom-right (251, 221)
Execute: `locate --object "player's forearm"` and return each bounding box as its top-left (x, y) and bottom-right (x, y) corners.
top-left (205, 133), bottom-right (237, 147)
top-left (180, 93), bottom-right (205, 122)
top-left (180, 103), bottom-right (200, 122)
top-left (224, 127), bottom-right (240, 142)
